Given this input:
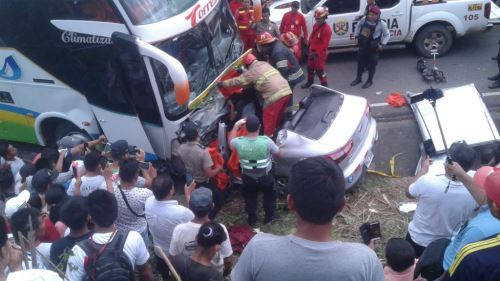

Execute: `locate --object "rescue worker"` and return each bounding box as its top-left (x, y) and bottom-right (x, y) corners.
top-left (255, 31), bottom-right (304, 90)
top-left (235, 0), bottom-right (255, 51)
top-left (301, 7), bottom-right (332, 88)
top-left (350, 5), bottom-right (390, 89)
top-left (230, 0), bottom-right (243, 15)
top-left (355, 0), bottom-right (379, 21)
top-left (218, 54), bottom-right (292, 137)
top-left (228, 115), bottom-right (280, 226)
top-left (279, 1), bottom-right (308, 45)
top-left (280, 31), bottom-right (302, 62)
top-left (252, 7), bottom-right (279, 37)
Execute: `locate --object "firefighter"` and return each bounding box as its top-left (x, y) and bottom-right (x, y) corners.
top-left (235, 0), bottom-right (255, 51)
top-left (230, 0), bottom-right (243, 15)
top-left (255, 32), bottom-right (304, 90)
top-left (280, 31), bottom-right (302, 62)
top-left (218, 54), bottom-right (292, 137)
top-left (350, 5), bottom-right (389, 89)
top-left (279, 1), bottom-right (308, 45)
top-left (301, 7), bottom-right (332, 88)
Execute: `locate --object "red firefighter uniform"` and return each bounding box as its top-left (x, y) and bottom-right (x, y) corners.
top-left (230, 0), bottom-right (244, 15)
top-left (307, 21), bottom-right (332, 85)
top-left (279, 11), bottom-right (308, 40)
top-left (235, 6), bottom-right (255, 51)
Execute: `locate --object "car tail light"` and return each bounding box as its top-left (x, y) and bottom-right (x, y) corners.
top-left (485, 2), bottom-right (491, 19)
top-left (326, 140), bottom-right (353, 163)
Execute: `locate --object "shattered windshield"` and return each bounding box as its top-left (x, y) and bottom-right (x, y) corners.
top-left (119, 0), bottom-right (198, 25)
top-left (151, 0), bottom-right (242, 120)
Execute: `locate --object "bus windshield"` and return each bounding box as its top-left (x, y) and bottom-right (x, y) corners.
top-left (150, 0), bottom-right (242, 120)
top-left (119, 0), bottom-right (198, 25)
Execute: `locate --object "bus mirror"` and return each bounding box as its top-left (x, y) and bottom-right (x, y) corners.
top-left (134, 36), bottom-right (190, 106)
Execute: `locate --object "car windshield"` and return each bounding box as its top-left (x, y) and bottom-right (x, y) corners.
top-left (150, 0), bottom-right (242, 120)
top-left (119, 0), bottom-right (198, 25)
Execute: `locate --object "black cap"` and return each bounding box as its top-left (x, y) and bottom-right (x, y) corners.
top-left (110, 140), bottom-right (134, 158)
top-left (31, 168), bottom-right (58, 193)
top-left (245, 115), bottom-right (260, 133)
top-left (184, 122), bottom-right (199, 141)
top-left (292, 1), bottom-right (300, 8)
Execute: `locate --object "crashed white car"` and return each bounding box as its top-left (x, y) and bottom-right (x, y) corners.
top-left (407, 84), bottom-right (500, 175)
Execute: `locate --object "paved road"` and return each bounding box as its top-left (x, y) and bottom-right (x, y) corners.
top-left (294, 26), bottom-right (500, 177)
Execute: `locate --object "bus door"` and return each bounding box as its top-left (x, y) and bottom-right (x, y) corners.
top-left (49, 21), bottom-right (159, 157)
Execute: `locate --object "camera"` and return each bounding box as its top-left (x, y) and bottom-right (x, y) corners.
top-left (409, 88), bottom-right (444, 104)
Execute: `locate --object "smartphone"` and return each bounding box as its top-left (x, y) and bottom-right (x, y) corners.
top-left (103, 142), bottom-right (111, 153)
top-left (185, 170), bottom-right (194, 184)
top-left (359, 221), bottom-right (381, 245)
top-left (138, 161), bottom-right (150, 170)
top-left (368, 222), bottom-right (381, 240)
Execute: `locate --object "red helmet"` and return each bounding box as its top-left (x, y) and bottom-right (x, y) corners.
top-left (314, 7), bottom-right (328, 18)
top-left (255, 31), bottom-right (277, 45)
top-left (242, 53), bottom-right (257, 65)
top-left (369, 5), bottom-right (381, 15)
top-left (280, 32), bottom-right (299, 47)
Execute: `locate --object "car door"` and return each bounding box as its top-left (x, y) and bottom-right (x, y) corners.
top-left (377, 0), bottom-right (408, 42)
top-left (322, 0), bottom-right (362, 47)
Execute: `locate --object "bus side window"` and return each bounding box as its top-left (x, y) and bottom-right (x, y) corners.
top-left (75, 0), bottom-right (122, 23)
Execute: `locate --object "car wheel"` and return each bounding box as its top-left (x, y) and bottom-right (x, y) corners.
top-left (414, 24), bottom-right (453, 58)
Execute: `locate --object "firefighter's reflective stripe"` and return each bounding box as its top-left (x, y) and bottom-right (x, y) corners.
top-left (239, 25), bottom-right (249, 29)
top-left (263, 88), bottom-right (291, 107)
top-left (239, 9), bottom-right (255, 14)
top-left (255, 68), bottom-right (280, 89)
top-left (276, 60), bottom-right (288, 68)
top-left (287, 68), bottom-right (304, 81)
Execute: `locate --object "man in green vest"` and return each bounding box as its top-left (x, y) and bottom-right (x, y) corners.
top-left (229, 115), bottom-right (281, 226)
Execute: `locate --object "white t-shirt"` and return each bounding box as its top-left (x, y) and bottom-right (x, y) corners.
top-left (65, 231), bottom-right (149, 281)
top-left (408, 173), bottom-right (479, 247)
top-left (112, 185), bottom-right (153, 233)
top-left (67, 175), bottom-right (106, 196)
top-left (6, 156), bottom-right (24, 179)
top-left (169, 221), bottom-right (233, 272)
top-left (144, 198), bottom-right (194, 257)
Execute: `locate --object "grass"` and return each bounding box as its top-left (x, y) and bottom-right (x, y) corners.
top-left (216, 174), bottom-right (416, 260)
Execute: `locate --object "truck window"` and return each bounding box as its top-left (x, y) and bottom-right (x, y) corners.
top-left (324, 0), bottom-right (360, 15)
top-left (377, 0), bottom-right (400, 9)
top-left (302, 0), bottom-right (322, 13)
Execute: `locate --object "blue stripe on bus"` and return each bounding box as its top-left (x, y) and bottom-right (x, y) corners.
top-left (0, 103), bottom-right (40, 117)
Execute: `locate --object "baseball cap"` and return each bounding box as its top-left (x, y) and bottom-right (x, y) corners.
top-left (245, 114), bottom-right (260, 133)
top-left (110, 140), bottom-right (136, 157)
top-left (31, 168), bottom-right (58, 192)
top-left (484, 168), bottom-right (500, 206)
top-left (184, 122), bottom-right (199, 141)
top-left (189, 187), bottom-right (213, 212)
top-left (5, 190), bottom-right (31, 219)
top-left (56, 136), bottom-right (85, 149)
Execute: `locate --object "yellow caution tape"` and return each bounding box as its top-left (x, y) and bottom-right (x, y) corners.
top-left (367, 152), bottom-right (403, 178)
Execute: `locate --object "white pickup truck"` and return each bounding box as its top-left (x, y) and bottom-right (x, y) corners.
top-left (269, 0), bottom-right (499, 57)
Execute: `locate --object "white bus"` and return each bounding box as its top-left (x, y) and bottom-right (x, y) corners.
top-left (0, 0), bottom-right (243, 160)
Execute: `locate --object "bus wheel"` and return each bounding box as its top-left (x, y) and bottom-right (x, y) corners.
top-left (53, 122), bottom-right (90, 146)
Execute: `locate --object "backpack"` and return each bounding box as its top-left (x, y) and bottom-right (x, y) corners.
top-left (79, 230), bottom-right (135, 281)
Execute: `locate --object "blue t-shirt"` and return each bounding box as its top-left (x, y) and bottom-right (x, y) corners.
top-left (443, 206), bottom-right (500, 270)
top-left (443, 234), bottom-right (500, 281)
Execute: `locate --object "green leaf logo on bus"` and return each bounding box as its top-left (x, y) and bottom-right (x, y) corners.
top-left (0, 56), bottom-right (21, 80)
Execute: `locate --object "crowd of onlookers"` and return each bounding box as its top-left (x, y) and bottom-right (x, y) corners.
top-left (0, 133), bottom-right (499, 281)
